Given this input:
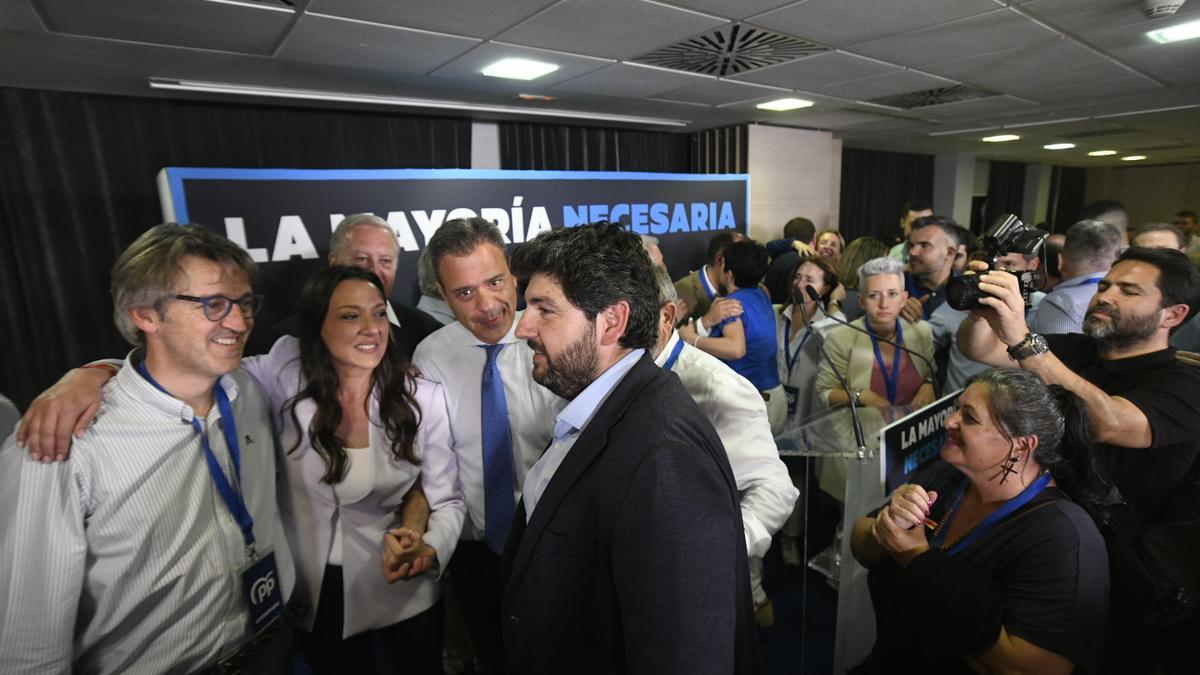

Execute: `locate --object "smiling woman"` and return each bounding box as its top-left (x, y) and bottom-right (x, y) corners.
top-left (849, 369), bottom-right (1110, 674)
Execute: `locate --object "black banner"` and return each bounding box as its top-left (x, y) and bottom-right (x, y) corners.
top-left (880, 390), bottom-right (963, 492)
top-left (158, 168), bottom-right (748, 354)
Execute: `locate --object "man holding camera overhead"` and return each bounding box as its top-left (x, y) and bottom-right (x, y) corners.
top-left (958, 244), bottom-right (1200, 672)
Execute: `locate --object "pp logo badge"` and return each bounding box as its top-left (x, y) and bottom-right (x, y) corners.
top-left (241, 550), bottom-right (284, 632)
top-left (251, 570), bottom-right (277, 606)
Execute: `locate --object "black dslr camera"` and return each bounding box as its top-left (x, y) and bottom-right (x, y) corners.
top-left (946, 214), bottom-right (1046, 311)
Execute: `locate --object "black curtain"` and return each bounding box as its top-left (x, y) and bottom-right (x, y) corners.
top-left (839, 147), bottom-right (934, 242)
top-left (982, 160), bottom-right (1026, 232)
top-left (690, 125), bottom-right (749, 174)
top-left (1048, 165), bottom-right (1087, 233)
top-left (499, 122), bottom-right (689, 172)
top-left (0, 87), bottom-right (470, 410)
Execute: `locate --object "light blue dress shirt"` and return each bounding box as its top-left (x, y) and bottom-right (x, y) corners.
top-left (522, 348), bottom-right (645, 520)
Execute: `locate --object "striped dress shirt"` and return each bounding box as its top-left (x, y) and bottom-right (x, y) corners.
top-left (0, 354), bottom-right (295, 674)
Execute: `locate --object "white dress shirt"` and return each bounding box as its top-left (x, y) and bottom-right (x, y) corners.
top-left (0, 355), bottom-right (295, 675)
top-left (412, 313), bottom-right (563, 540)
top-left (416, 295), bottom-right (456, 326)
top-left (658, 332), bottom-right (798, 557)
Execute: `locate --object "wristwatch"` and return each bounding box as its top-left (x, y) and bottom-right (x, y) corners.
top-left (1007, 332), bottom-right (1050, 361)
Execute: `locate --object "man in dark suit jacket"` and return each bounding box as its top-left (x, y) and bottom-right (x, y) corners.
top-left (503, 222), bottom-right (757, 674)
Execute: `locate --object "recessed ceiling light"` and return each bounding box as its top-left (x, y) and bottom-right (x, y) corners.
top-left (756, 97), bottom-right (814, 112)
top-left (1088, 150), bottom-right (1118, 156)
top-left (1121, 155), bottom-right (1148, 161)
top-left (1043, 143), bottom-right (1075, 150)
top-left (516, 93), bottom-right (555, 102)
top-left (1147, 18), bottom-right (1200, 44)
top-left (982, 134), bottom-right (1020, 142)
top-left (482, 58), bottom-right (559, 81)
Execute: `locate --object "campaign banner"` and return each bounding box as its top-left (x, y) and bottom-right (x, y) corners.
top-left (878, 389), bottom-right (963, 493)
top-left (157, 168), bottom-right (748, 354)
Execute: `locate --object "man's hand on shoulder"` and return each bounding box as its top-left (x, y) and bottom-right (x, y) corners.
top-left (18, 365), bottom-right (115, 462)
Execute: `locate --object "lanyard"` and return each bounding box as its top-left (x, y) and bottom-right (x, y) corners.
top-left (699, 265), bottom-right (717, 301)
top-left (932, 472), bottom-right (1052, 556)
top-left (782, 316), bottom-right (812, 376)
top-left (868, 319), bottom-right (903, 405)
top-left (1065, 275), bottom-right (1103, 289)
top-left (137, 361), bottom-right (256, 554)
top-left (662, 337), bottom-right (685, 371)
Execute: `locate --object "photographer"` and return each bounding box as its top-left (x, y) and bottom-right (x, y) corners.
top-left (957, 246), bottom-right (1200, 672)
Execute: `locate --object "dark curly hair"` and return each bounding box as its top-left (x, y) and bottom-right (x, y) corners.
top-left (283, 266), bottom-right (421, 483)
top-left (510, 222), bottom-right (659, 350)
top-left (967, 368), bottom-right (1110, 518)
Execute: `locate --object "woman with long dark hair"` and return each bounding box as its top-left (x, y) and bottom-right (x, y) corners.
top-left (243, 265), bottom-right (464, 673)
top-left (850, 368), bottom-right (1109, 673)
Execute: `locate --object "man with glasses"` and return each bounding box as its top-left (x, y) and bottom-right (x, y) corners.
top-left (0, 224), bottom-right (295, 673)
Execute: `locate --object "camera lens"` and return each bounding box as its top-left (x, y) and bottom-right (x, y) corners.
top-left (946, 275), bottom-right (983, 311)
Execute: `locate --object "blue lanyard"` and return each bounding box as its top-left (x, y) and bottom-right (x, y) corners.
top-left (782, 316), bottom-right (812, 376)
top-left (699, 265), bottom-right (717, 301)
top-left (662, 337), bottom-right (685, 371)
top-left (137, 361), bottom-right (256, 552)
top-left (932, 472), bottom-right (1052, 556)
top-left (868, 320), bottom-right (903, 405)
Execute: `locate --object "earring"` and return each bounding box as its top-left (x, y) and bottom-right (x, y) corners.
top-left (999, 452), bottom-right (1020, 484)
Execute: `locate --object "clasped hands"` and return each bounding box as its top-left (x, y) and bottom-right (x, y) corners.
top-left (381, 526), bottom-right (437, 583)
top-left (872, 483), bottom-right (939, 567)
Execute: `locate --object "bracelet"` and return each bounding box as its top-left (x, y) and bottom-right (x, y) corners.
top-left (692, 335), bottom-right (703, 348)
top-left (82, 363), bottom-right (118, 376)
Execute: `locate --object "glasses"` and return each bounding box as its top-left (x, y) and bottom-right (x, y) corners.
top-left (172, 293), bottom-right (263, 321)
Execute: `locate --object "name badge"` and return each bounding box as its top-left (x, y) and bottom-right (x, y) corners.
top-left (239, 548), bottom-right (284, 634)
top-left (784, 385), bottom-right (799, 417)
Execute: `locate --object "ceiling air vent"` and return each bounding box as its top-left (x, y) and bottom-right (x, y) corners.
top-left (633, 24), bottom-right (828, 77)
top-left (866, 84), bottom-right (996, 110)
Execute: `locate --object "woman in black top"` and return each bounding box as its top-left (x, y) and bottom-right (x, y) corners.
top-left (850, 368), bottom-right (1110, 673)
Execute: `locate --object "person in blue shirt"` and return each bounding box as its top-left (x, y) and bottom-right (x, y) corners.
top-left (679, 240), bottom-right (785, 435)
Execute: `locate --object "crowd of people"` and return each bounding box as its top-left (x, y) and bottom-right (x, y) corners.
top-left (1, 201), bottom-right (1198, 674)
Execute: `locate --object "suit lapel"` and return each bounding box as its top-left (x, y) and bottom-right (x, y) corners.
top-left (503, 353), bottom-right (659, 595)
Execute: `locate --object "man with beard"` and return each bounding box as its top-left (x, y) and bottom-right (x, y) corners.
top-left (957, 246), bottom-right (1200, 672)
top-left (504, 223), bottom-right (756, 673)
top-left (900, 215), bottom-right (961, 323)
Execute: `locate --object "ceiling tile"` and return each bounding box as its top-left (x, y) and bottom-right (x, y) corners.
top-left (1, 2), bottom-right (45, 32)
top-left (1021, 0), bottom-right (1195, 36)
top-left (41, 0), bottom-right (293, 55)
top-left (852, 8), bottom-right (1060, 67)
top-left (657, 0), bottom-right (798, 20)
top-left (922, 39), bottom-right (1097, 84)
top-left (277, 14), bottom-right (480, 75)
top-left (430, 42), bottom-right (611, 88)
top-left (729, 51), bottom-right (898, 89)
top-left (495, 0), bottom-right (728, 59)
top-left (809, 69), bottom-right (958, 100)
top-left (750, 0), bottom-right (1000, 47)
top-left (304, 0), bottom-right (557, 38)
top-left (654, 78), bottom-right (786, 105)
top-left (916, 94), bottom-right (1040, 120)
top-left (754, 108), bottom-right (901, 130)
top-left (551, 63), bottom-right (713, 98)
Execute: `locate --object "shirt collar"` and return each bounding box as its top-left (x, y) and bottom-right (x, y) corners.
top-left (1058, 271), bottom-right (1107, 289)
top-left (386, 301), bottom-right (400, 327)
top-left (554, 348), bottom-right (645, 440)
top-left (120, 349), bottom-right (240, 423)
top-left (653, 331), bottom-right (681, 367)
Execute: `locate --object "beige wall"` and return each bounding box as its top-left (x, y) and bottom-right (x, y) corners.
top-left (747, 124), bottom-right (842, 242)
top-left (1086, 162), bottom-right (1200, 227)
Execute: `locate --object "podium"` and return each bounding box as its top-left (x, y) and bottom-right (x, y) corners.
top-left (775, 404), bottom-right (914, 674)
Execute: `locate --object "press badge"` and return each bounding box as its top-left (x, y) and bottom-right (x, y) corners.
top-left (784, 385), bottom-right (799, 417)
top-left (239, 547), bottom-right (284, 633)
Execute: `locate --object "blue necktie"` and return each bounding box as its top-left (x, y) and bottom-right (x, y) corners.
top-left (480, 343), bottom-right (515, 554)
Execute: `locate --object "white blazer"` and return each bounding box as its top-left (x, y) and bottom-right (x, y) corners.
top-left (244, 337), bottom-right (464, 637)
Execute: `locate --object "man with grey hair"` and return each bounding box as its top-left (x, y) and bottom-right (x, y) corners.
top-left (415, 248), bottom-right (455, 325)
top-left (1029, 219), bottom-right (1124, 334)
top-left (273, 213), bottom-right (442, 358)
top-left (411, 217), bottom-right (562, 673)
top-left (1, 224), bottom-right (295, 673)
top-left (650, 265), bottom-right (797, 626)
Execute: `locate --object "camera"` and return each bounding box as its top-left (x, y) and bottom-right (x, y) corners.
top-left (946, 214), bottom-right (1046, 311)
